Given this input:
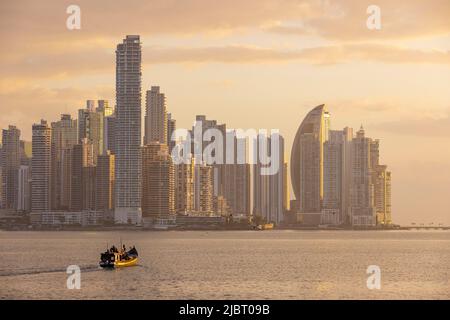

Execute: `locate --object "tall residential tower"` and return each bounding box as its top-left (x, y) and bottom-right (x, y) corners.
top-left (114, 35), bottom-right (142, 224)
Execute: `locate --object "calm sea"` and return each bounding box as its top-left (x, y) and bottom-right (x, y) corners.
top-left (0, 230), bottom-right (449, 299)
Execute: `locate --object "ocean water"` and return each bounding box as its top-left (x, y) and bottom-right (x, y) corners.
top-left (0, 230), bottom-right (449, 299)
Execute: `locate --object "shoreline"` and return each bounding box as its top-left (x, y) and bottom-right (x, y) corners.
top-left (1, 226), bottom-right (447, 232)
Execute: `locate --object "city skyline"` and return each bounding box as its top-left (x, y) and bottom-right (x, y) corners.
top-left (1, 1), bottom-right (450, 225)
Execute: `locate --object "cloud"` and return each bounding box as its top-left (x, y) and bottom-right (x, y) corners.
top-left (1, 42), bottom-right (448, 95)
top-left (266, 0), bottom-right (450, 41)
top-left (142, 44), bottom-right (450, 65)
top-left (373, 110), bottom-right (450, 137)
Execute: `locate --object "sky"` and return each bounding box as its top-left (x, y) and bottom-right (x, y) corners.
top-left (1, 0), bottom-right (449, 225)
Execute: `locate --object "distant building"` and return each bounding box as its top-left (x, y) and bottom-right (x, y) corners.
top-left (174, 159), bottom-right (195, 214)
top-left (222, 164), bottom-right (251, 216)
top-left (96, 151), bottom-right (115, 212)
top-left (350, 127), bottom-right (376, 226)
top-left (253, 133), bottom-right (286, 224)
top-left (191, 115), bottom-right (227, 198)
top-left (17, 165), bottom-right (31, 212)
top-left (141, 142), bottom-right (175, 216)
top-left (194, 163), bottom-right (214, 215)
top-left (373, 165), bottom-right (392, 225)
top-left (290, 104), bottom-right (330, 225)
top-left (0, 167), bottom-right (5, 209)
top-left (2, 125), bottom-right (21, 210)
top-left (70, 139), bottom-right (94, 211)
top-left (30, 210), bottom-right (104, 226)
top-left (145, 86), bottom-right (167, 145)
top-left (96, 100), bottom-right (113, 117)
top-left (104, 114), bottom-right (116, 154)
top-left (51, 114), bottom-right (78, 210)
top-left (322, 128), bottom-right (352, 225)
top-left (31, 120), bottom-right (52, 212)
top-left (167, 113), bottom-right (176, 153)
top-left (82, 166), bottom-right (96, 210)
top-left (78, 102), bottom-right (104, 163)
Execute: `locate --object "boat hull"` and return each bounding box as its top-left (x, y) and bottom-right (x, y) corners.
top-left (114, 257), bottom-right (138, 268)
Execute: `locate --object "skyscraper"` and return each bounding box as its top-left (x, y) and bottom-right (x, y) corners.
top-left (17, 165), bottom-right (31, 212)
top-left (141, 142), bottom-right (175, 217)
top-left (174, 160), bottom-right (195, 214)
top-left (290, 104), bottom-right (330, 225)
top-left (2, 125), bottom-right (21, 209)
top-left (104, 114), bottom-right (116, 154)
top-left (191, 115), bottom-right (227, 198)
top-left (78, 102), bottom-right (104, 163)
top-left (223, 164), bottom-right (251, 216)
top-left (373, 165), bottom-right (392, 225)
top-left (115, 35), bottom-right (142, 224)
top-left (145, 86), bottom-right (167, 145)
top-left (253, 133), bottom-right (285, 224)
top-left (96, 151), bottom-right (115, 212)
top-left (70, 139), bottom-right (94, 211)
top-left (194, 163), bottom-right (214, 215)
top-left (350, 126), bottom-right (376, 226)
top-left (51, 114), bottom-right (78, 210)
top-left (167, 113), bottom-right (176, 153)
top-left (31, 120), bottom-right (52, 212)
top-left (96, 100), bottom-right (113, 117)
top-left (321, 128), bottom-right (353, 225)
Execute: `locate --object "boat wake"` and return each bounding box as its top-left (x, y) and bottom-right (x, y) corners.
top-left (0, 264), bottom-right (100, 277)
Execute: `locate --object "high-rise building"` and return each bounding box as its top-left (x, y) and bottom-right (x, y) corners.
top-left (1, 125), bottom-right (21, 210)
top-left (78, 103), bottom-right (103, 163)
top-left (145, 86), bottom-right (167, 145)
top-left (290, 104), bottom-right (330, 225)
top-left (321, 128), bottom-right (353, 225)
top-left (96, 100), bottom-right (113, 117)
top-left (221, 131), bottom-right (251, 216)
top-left (373, 165), bottom-right (392, 225)
top-left (60, 147), bottom-right (73, 209)
top-left (223, 164), bottom-right (251, 216)
top-left (191, 115), bottom-right (227, 198)
top-left (82, 166), bottom-right (96, 210)
top-left (51, 114), bottom-right (78, 210)
top-left (194, 163), bottom-right (214, 215)
top-left (0, 167), bottom-right (5, 209)
top-left (104, 114), bottom-right (116, 154)
top-left (350, 126), bottom-right (376, 226)
top-left (174, 159), bottom-right (195, 214)
top-left (96, 151), bottom-right (115, 212)
top-left (70, 139), bottom-right (94, 211)
top-left (115, 35), bottom-right (142, 224)
top-left (31, 120), bottom-right (52, 212)
top-left (253, 133), bottom-right (285, 224)
top-left (17, 165), bottom-right (31, 212)
top-left (141, 142), bottom-right (175, 217)
top-left (283, 162), bottom-right (290, 213)
top-left (167, 113), bottom-right (176, 153)
top-left (20, 140), bottom-right (32, 165)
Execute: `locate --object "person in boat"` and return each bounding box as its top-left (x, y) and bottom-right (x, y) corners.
top-left (128, 246), bottom-right (138, 256)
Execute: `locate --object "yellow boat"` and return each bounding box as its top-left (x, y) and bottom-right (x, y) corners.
top-left (113, 254), bottom-right (138, 268)
top-left (100, 246), bottom-right (139, 268)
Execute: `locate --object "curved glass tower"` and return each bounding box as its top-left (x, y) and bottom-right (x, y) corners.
top-left (290, 104), bottom-right (330, 213)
